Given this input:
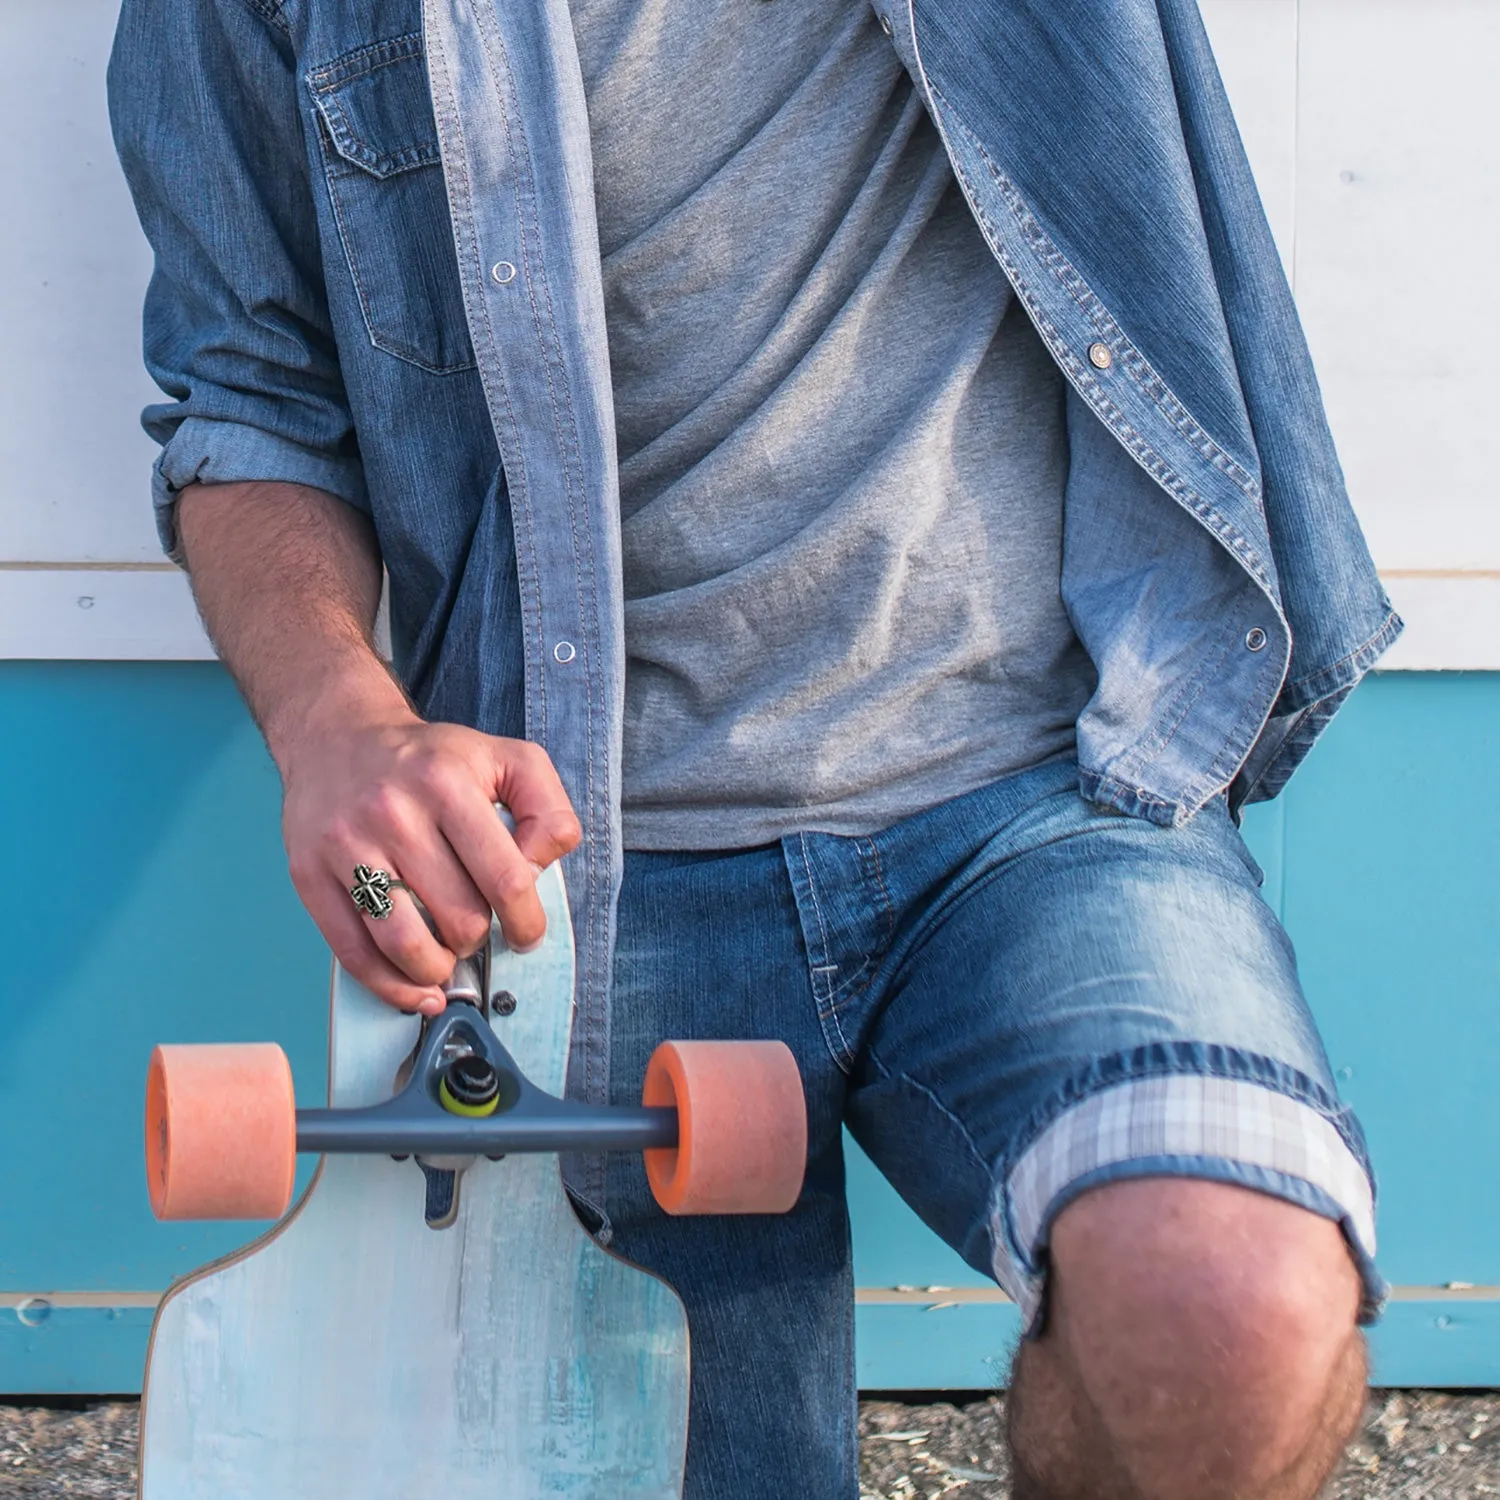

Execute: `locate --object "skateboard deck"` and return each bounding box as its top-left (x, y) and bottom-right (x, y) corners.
top-left (138, 864), bottom-right (690, 1498)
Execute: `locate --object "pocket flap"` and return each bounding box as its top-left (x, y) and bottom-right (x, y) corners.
top-left (309, 33), bottom-right (440, 179)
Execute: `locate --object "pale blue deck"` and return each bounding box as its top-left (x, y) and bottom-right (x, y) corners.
top-left (137, 864), bottom-right (688, 1498)
top-left (1, 664), bottom-right (1496, 1391)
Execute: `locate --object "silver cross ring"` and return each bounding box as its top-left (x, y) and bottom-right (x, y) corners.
top-left (349, 864), bottom-right (410, 921)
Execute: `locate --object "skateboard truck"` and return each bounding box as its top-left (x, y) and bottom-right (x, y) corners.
top-left (354, 950), bottom-right (684, 1225)
top-left (302, 993), bottom-right (678, 1160)
top-left (316, 984), bottom-right (678, 1229)
top-left (146, 970), bottom-right (807, 1224)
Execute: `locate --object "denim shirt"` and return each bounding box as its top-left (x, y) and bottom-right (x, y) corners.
top-left (109, 0), bottom-right (1400, 1179)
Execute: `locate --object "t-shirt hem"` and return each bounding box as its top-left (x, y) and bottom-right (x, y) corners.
top-left (619, 743), bottom-right (1078, 851)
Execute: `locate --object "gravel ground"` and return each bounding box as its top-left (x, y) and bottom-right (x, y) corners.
top-left (858, 1392), bottom-right (1500, 1499)
top-left (0, 1391), bottom-right (1496, 1496)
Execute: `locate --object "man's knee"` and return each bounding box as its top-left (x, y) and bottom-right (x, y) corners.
top-left (1047, 1175), bottom-right (1362, 1368)
top-left (1012, 1177), bottom-right (1366, 1496)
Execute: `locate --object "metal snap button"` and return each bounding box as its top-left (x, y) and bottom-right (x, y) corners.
top-left (1087, 342), bottom-right (1113, 370)
top-left (1245, 627), bottom-right (1268, 652)
top-left (878, 12), bottom-right (893, 34)
top-left (553, 640), bottom-right (577, 664)
top-left (490, 261), bottom-right (517, 286)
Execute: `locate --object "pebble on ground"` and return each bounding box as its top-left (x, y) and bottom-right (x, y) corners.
top-left (0, 1390), bottom-right (1495, 1497)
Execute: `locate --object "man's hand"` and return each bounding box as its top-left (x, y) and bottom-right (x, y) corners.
top-left (173, 478), bottom-right (582, 1017)
top-left (280, 713), bottom-right (582, 1017)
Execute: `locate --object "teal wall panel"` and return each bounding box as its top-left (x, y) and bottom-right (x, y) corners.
top-left (0, 663), bottom-right (326, 1296)
top-left (1369, 1303), bottom-right (1500, 1389)
top-left (1275, 674), bottom-right (1500, 1287)
top-left (1, 664), bottom-right (1496, 1392)
top-left (0, 1309), bottom-right (155, 1397)
top-left (847, 1139), bottom-right (990, 1293)
top-left (4, 1299), bottom-right (1488, 1397)
top-left (855, 1305), bottom-right (1021, 1392)
top-left (853, 1301), bottom-right (1500, 1392)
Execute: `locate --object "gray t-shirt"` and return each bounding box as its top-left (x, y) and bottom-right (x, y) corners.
top-left (572, 0), bottom-right (1097, 849)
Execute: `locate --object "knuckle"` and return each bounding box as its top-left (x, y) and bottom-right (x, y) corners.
top-left (506, 913), bottom-right (546, 950)
top-left (384, 931), bottom-right (428, 969)
top-left (515, 740), bottom-right (552, 776)
top-left (516, 810), bottom-right (581, 866)
top-left (544, 809), bottom-right (583, 850)
top-left (286, 850), bottom-right (321, 891)
top-left (320, 814), bottom-right (361, 857)
top-left (354, 781), bottom-right (410, 836)
top-left (412, 751), bottom-right (464, 803)
top-left (451, 912), bottom-right (492, 954)
top-left (491, 865), bottom-right (538, 906)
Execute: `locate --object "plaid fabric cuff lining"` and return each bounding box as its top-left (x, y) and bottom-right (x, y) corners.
top-left (992, 1075), bottom-right (1377, 1321)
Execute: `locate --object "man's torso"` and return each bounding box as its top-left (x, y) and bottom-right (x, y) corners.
top-left (573, 0), bottom-right (1096, 848)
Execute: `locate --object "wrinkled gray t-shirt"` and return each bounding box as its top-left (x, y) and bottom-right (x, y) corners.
top-left (571, 0), bottom-right (1097, 848)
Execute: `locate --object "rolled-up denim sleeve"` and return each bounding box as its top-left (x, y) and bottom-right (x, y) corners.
top-left (108, 0), bottom-right (366, 564)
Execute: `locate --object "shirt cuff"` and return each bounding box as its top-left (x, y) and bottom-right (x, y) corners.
top-left (152, 416), bottom-right (370, 565)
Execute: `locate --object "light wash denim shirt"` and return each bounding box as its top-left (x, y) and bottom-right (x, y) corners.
top-left (109, 0), bottom-right (1400, 1177)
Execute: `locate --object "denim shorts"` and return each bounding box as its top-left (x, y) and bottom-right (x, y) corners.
top-left (599, 755), bottom-right (1383, 1500)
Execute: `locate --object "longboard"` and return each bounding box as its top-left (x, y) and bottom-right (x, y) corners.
top-left (138, 864), bottom-right (692, 1498)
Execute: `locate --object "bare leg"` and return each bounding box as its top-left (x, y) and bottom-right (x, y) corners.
top-left (1007, 1178), bottom-right (1368, 1500)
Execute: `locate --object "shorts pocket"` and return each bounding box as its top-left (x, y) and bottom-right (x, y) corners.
top-left (309, 34), bottom-right (476, 374)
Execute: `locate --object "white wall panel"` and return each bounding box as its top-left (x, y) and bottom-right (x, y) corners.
top-left (0, 2), bottom-right (1483, 661)
top-left (0, 568), bottom-right (212, 659)
top-left (1296, 0), bottom-right (1500, 572)
top-left (0, 2), bottom-right (162, 563)
top-left (1199, 0), bottom-right (1299, 271)
top-left (1380, 575), bottom-right (1500, 671)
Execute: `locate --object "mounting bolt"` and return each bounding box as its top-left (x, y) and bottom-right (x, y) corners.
top-left (492, 990), bottom-right (517, 1016)
top-left (15, 1298), bottom-right (51, 1327)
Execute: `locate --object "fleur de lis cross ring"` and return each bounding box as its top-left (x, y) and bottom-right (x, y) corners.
top-left (350, 864), bottom-right (409, 920)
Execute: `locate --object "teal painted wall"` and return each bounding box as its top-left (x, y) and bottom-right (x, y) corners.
top-left (0, 666), bottom-right (1496, 1391)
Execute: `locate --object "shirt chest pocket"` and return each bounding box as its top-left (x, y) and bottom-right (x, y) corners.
top-left (309, 34), bottom-right (476, 375)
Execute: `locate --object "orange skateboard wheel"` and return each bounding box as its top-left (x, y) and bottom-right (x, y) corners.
top-left (642, 1041), bottom-right (807, 1215)
top-left (146, 1044), bottom-right (297, 1221)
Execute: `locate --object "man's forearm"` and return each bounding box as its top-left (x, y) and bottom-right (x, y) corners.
top-left (175, 480), bottom-right (416, 773)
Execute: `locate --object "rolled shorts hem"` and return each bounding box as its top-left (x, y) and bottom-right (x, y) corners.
top-left (988, 1045), bottom-right (1386, 1335)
